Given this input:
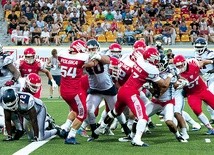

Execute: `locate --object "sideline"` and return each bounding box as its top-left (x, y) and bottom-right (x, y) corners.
top-left (13, 135), bottom-right (56, 155)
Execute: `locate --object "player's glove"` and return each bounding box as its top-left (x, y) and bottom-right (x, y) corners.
top-left (5, 80), bottom-right (15, 86)
top-left (13, 130), bottom-right (25, 140)
top-left (3, 135), bottom-right (14, 141)
top-left (177, 79), bottom-right (189, 89)
top-left (51, 79), bottom-right (57, 89)
top-left (109, 64), bottom-right (119, 80)
top-left (90, 53), bottom-right (102, 61)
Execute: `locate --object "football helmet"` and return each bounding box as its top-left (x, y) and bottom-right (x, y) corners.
top-left (109, 43), bottom-right (122, 58)
top-left (193, 37), bottom-right (207, 55)
top-left (2, 88), bottom-right (19, 111)
top-left (173, 55), bottom-right (187, 73)
top-left (130, 49), bottom-right (145, 62)
top-left (25, 73), bottom-right (41, 94)
top-left (143, 47), bottom-right (160, 66)
top-left (158, 54), bottom-right (169, 72)
top-left (0, 43), bottom-right (3, 55)
top-left (133, 40), bottom-right (146, 50)
top-left (86, 39), bottom-right (100, 57)
top-left (69, 40), bottom-right (87, 53)
top-left (24, 47), bottom-right (36, 64)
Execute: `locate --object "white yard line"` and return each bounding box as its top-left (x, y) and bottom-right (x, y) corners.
top-left (13, 135), bottom-right (56, 155)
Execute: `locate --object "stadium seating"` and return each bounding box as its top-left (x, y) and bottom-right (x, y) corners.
top-left (97, 34), bottom-right (106, 42)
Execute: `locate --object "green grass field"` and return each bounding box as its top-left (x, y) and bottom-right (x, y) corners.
top-left (1, 98), bottom-right (214, 155)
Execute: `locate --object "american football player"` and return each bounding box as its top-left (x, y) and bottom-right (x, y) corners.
top-left (194, 37), bottom-right (214, 124)
top-left (173, 54), bottom-right (214, 134)
top-left (14, 47), bottom-right (57, 98)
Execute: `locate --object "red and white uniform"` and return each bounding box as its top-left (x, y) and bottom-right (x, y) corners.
top-left (58, 50), bottom-right (89, 121)
top-left (180, 59), bottom-right (214, 115)
top-left (114, 56), bottom-right (161, 120)
top-left (14, 58), bottom-right (45, 98)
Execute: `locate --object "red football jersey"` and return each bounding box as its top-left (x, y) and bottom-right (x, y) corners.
top-left (180, 59), bottom-right (207, 94)
top-left (124, 57), bottom-right (161, 90)
top-left (15, 58), bottom-right (45, 77)
top-left (58, 51), bottom-right (89, 94)
top-left (118, 54), bottom-right (135, 86)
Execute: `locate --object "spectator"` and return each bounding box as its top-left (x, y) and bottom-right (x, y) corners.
top-left (190, 25), bottom-right (200, 44)
top-left (79, 7), bottom-right (86, 26)
top-left (179, 21), bottom-right (188, 39)
top-left (114, 10), bottom-right (123, 22)
top-left (172, 17), bottom-right (181, 28)
top-left (41, 2), bottom-right (50, 14)
top-left (18, 16), bottom-right (28, 31)
top-left (105, 9), bottom-right (114, 21)
top-left (8, 18), bottom-right (17, 34)
top-left (46, 49), bottom-right (61, 99)
top-left (101, 20), bottom-right (111, 32)
top-left (44, 10), bottom-right (54, 24)
top-left (3, 0), bottom-right (12, 18)
top-left (206, 15), bottom-right (213, 26)
top-left (36, 16), bottom-right (45, 30)
top-left (41, 27), bottom-right (50, 45)
top-left (69, 11), bottom-right (79, 25)
top-left (143, 25), bottom-right (154, 45)
top-left (95, 9), bottom-right (105, 21)
top-left (24, 6), bottom-right (34, 21)
top-left (51, 20), bottom-right (61, 46)
top-left (32, 26), bottom-right (41, 46)
top-left (199, 18), bottom-right (208, 41)
top-left (124, 25), bottom-right (136, 45)
top-left (162, 25), bottom-right (172, 45)
top-left (23, 25), bottom-right (30, 45)
top-left (65, 22), bottom-right (75, 42)
top-left (208, 22), bottom-right (214, 43)
top-left (11, 25), bottom-right (24, 45)
top-left (116, 27), bottom-right (124, 45)
top-left (110, 19), bottom-right (118, 33)
top-left (190, 17), bottom-right (200, 30)
top-left (123, 11), bottom-right (133, 25)
top-left (95, 22), bottom-right (105, 37)
top-left (165, 4), bottom-right (175, 19)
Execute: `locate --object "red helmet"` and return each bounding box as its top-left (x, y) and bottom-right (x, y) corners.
top-left (133, 40), bottom-right (146, 50)
top-left (24, 47), bottom-right (36, 64)
top-left (143, 47), bottom-right (160, 65)
top-left (109, 43), bottom-right (122, 58)
top-left (110, 56), bottom-right (120, 66)
top-left (130, 49), bottom-right (145, 62)
top-left (173, 55), bottom-right (187, 73)
top-left (69, 40), bottom-right (87, 53)
top-left (25, 73), bottom-right (41, 94)
top-left (109, 57), bottom-right (120, 78)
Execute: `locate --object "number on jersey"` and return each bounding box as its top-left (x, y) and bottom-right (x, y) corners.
top-left (61, 66), bottom-right (77, 78)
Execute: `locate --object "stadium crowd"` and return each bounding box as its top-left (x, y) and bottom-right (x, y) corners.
top-left (1, 0), bottom-right (214, 148)
top-left (1, 0), bottom-right (214, 46)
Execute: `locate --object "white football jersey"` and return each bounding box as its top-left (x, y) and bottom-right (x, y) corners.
top-left (195, 49), bottom-right (214, 81)
top-left (0, 54), bottom-right (14, 87)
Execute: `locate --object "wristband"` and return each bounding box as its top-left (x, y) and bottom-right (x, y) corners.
top-left (167, 73), bottom-right (173, 78)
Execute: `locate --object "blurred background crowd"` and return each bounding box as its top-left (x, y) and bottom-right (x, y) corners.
top-left (1, 0), bottom-right (214, 46)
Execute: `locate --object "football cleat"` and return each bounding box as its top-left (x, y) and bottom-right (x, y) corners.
top-left (209, 119), bottom-right (214, 124)
top-left (131, 140), bottom-right (149, 147)
top-left (192, 123), bottom-right (201, 131)
top-left (94, 126), bottom-right (106, 135)
top-left (59, 129), bottom-right (69, 139)
top-left (148, 122), bottom-right (155, 129)
top-left (65, 137), bottom-right (79, 144)
top-left (181, 133), bottom-right (189, 140)
top-left (176, 136), bottom-right (188, 142)
top-left (144, 126), bottom-right (151, 134)
top-left (118, 135), bottom-right (132, 142)
top-left (206, 129), bottom-right (214, 135)
top-left (77, 128), bottom-right (89, 138)
top-left (104, 128), bottom-right (114, 136)
top-left (87, 133), bottom-right (99, 142)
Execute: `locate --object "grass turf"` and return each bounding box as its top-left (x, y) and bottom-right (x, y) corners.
top-left (1, 98), bottom-right (214, 155)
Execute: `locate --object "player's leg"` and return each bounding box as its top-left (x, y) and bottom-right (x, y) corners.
top-left (182, 110), bottom-right (201, 131)
top-left (207, 80), bottom-right (214, 124)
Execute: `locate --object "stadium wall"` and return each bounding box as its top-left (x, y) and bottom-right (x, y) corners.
top-left (3, 46), bottom-right (201, 63)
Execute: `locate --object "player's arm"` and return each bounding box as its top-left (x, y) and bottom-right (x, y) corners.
top-left (40, 68), bottom-right (53, 80)
top-left (4, 109), bottom-right (13, 140)
top-left (28, 106), bottom-right (39, 140)
top-left (6, 63), bottom-right (20, 82)
top-left (90, 54), bottom-right (110, 64)
top-left (155, 74), bottom-right (173, 96)
top-left (198, 59), bottom-right (213, 68)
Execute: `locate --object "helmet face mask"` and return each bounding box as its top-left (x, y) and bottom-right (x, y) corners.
top-left (25, 73), bottom-right (41, 94)
top-left (158, 54), bottom-right (169, 72)
top-left (2, 88), bottom-right (19, 111)
top-left (194, 37), bottom-right (207, 55)
top-left (173, 55), bottom-right (187, 73)
top-left (109, 43), bottom-right (122, 58)
top-left (24, 47), bottom-right (36, 64)
top-left (86, 39), bottom-right (100, 58)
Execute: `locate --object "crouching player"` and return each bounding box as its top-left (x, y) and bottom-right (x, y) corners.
top-left (1, 88), bottom-right (57, 141)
